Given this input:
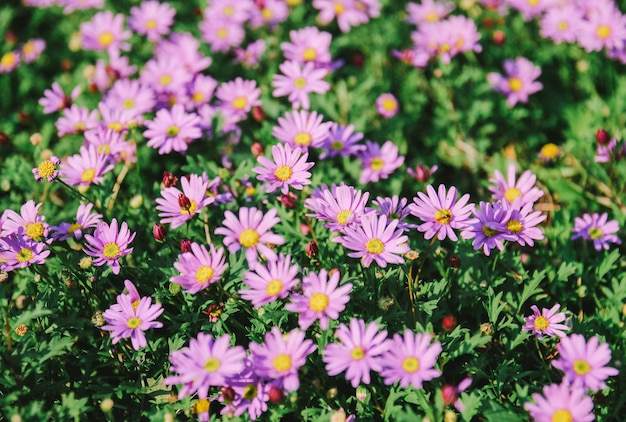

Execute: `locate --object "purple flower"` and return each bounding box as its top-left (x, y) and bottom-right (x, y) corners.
top-left (407, 163), bottom-right (438, 183)
top-left (501, 199), bottom-right (546, 247)
top-left (313, 0), bottom-right (369, 33)
top-left (539, 4), bottom-right (583, 44)
top-left (83, 218), bottom-right (135, 275)
top-left (140, 56), bottom-right (193, 95)
top-left (406, 0), bottom-right (454, 25)
top-left (524, 382), bottom-right (595, 422)
top-left (271, 61), bottom-right (330, 110)
top-left (220, 361), bottom-right (270, 421)
top-left (156, 174), bottom-right (214, 229)
top-left (144, 104), bottom-right (202, 155)
top-left (578, 3), bottom-right (626, 53)
top-left (375, 93), bottom-right (399, 118)
top-left (272, 109), bottom-right (332, 150)
top-left (239, 253), bottom-right (299, 307)
top-left (380, 329), bottom-right (442, 388)
top-left (281, 26), bottom-right (332, 66)
top-left (20, 38), bottom-right (46, 63)
top-left (55, 105), bottom-right (99, 136)
top-left (333, 213), bottom-right (409, 268)
top-left (322, 318), bottom-right (391, 388)
top-left (61, 145), bottom-right (115, 187)
top-left (104, 79), bottom-right (156, 120)
top-left (233, 39), bottom-right (266, 68)
top-left (80, 11), bottom-right (131, 54)
top-left (460, 201), bottom-right (509, 256)
top-left (39, 82), bottom-right (80, 114)
top-left (522, 304), bottom-right (570, 339)
top-left (101, 293), bottom-right (163, 350)
top-left (129, 1), bottom-right (176, 42)
top-left (368, 195), bottom-right (417, 232)
top-left (249, 327), bottom-right (316, 392)
top-left (285, 269), bottom-right (352, 330)
top-left (409, 184), bottom-right (473, 242)
top-left (50, 202), bottom-right (103, 241)
top-left (33, 155), bottom-right (61, 182)
top-left (319, 123), bottom-right (365, 159)
top-left (171, 242), bottom-right (228, 294)
top-left (1, 200), bottom-right (49, 242)
top-left (488, 164), bottom-right (544, 206)
top-left (571, 212), bottom-right (621, 251)
top-left (164, 333), bottom-right (247, 399)
top-left (0, 234), bottom-right (50, 272)
top-left (253, 143), bottom-right (314, 195)
top-left (487, 57), bottom-right (543, 107)
top-left (305, 183), bottom-right (370, 233)
top-left (200, 15), bottom-right (245, 52)
top-left (358, 140), bottom-right (405, 184)
top-left (216, 77), bottom-right (262, 120)
top-left (552, 334), bottom-right (619, 392)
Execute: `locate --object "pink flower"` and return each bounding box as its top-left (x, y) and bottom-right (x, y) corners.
top-left (487, 57), bottom-right (543, 107)
top-left (271, 61), bottom-right (330, 110)
top-left (253, 143), bottom-right (314, 195)
top-left (358, 140), bottom-right (405, 184)
top-left (83, 218), bottom-right (136, 275)
top-left (102, 292), bottom-right (163, 350)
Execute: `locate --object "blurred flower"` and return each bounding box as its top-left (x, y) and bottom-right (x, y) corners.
top-left (306, 241), bottom-right (319, 258)
top-left (488, 164), bottom-right (544, 206)
top-left (102, 292), bottom-right (163, 350)
top-left (358, 140), bottom-right (405, 184)
top-left (524, 382), bottom-right (594, 422)
top-left (538, 142), bottom-right (563, 163)
top-left (407, 164), bottom-right (438, 183)
top-left (50, 202), bottom-right (103, 241)
top-left (410, 184), bottom-right (474, 242)
top-left (578, 3), bottom-right (626, 53)
top-left (33, 156), bottom-right (61, 182)
top-left (39, 82), bottom-right (80, 114)
top-left (571, 212), bottom-right (621, 251)
top-left (380, 329), bottom-right (442, 388)
top-left (234, 39), bottom-right (266, 68)
top-left (58, 0), bottom-right (104, 13)
top-left (375, 93), bottom-right (399, 118)
top-left (507, 0), bottom-right (555, 21)
top-left (272, 60), bottom-right (330, 110)
top-left (281, 26), bottom-right (332, 66)
top-left (156, 173), bottom-right (213, 229)
top-left (313, 0), bottom-right (372, 33)
top-left (442, 315), bottom-right (457, 331)
top-left (239, 253), bottom-right (299, 307)
top-left (200, 15), bottom-right (245, 52)
top-left (319, 123), bottom-right (365, 159)
top-left (273, 109), bottom-right (331, 150)
top-left (144, 104), bottom-right (202, 155)
top-left (104, 79), bottom-right (156, 120)
top-left (129, 1), bottom-right (176, 42)
top-left (253, 143), bottom-right (314, 195)
top-left (487, 57), bottom-right (542, 107)
top-left (442, 378), bottom-right (471, 411)
top-left (83, 218), bottom-right (135, 275)
top-left (162, 171), bottom-right (178, 188)
top-left (406, 0), bottom-right (454, 25)
top-left (522, 304), bottom-right (570, 339)
top-left (171, 242), bottom-right (228, 294)
top-left (80, 11), bottom-right (131, 54)
top-left (55, 105), bottom-right (100, 136)
top-left (322, 318), bottom-right (391, 388)
top-left (594, 138), bottom-right (625, 163)
top-left (20, 39), bottom-right (45, 63)
top-left (140, 56), bottom-right (192, 95)
top-left (595, 128), bottom-right (611, 145)
top-left (539, 4), bottom-right (582, 44)
top-left (61, 145), bottom-right (115, 186)
top-left (305, 183), bottom-right (369, 233)
top-left (216, 77), bottom-right (262, 128)
top-left (286, 268), bottom-right (352, 330)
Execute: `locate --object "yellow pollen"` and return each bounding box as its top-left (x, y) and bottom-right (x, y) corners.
top-left (439, 43), bottom-right (451, 53)
top-left (527, 0), bottom-right (539, 5)
top-left (533, 315), bottom-right (549, 331)
top-left (37, 161), bottom-right (57, 179)
top-left (302, 48), bottom-right (317, 61)
top-left (334, 2), bottom-right (345, 14)
top-left (81, 168), bottom-right (96, 183)
top-left (540, 143), bottom-right (560, 159)
top-left (506, 219), bottom-right (523, 234)
top-left (294, 77), bottom-right (307, 89)
top-left (16, 248), bottom-right (34, 263)
top-left (336, 210), bottom-right (352, 225)
top-left (261, 8), bottom-right (273, 19)
top-left (309, 293), bottom-right (329, 312)
top-left (131, 299), bottom-right (140, 311)
top-left (67, 222), bottom-right (82, 234)
top-left (192, 92), bottom-right (204, 103)
top-left (159, 74), bottom-right (172, 86)
top-left (366, 238), bottom-right (384, 254)
top-left (245, 186), bottom-right (256, 196)
top-left (98, 32), bottom-right (114, 47)
top-left (482, 225), bottom-right (498, 237)
top-left (370, 157), bottom-right (384, 171)
top-left (552, 409), bottom-right (573, 422)
top-left (126, 317), bottom-right (142, 329)
top-left (23, 41), bottom-right (35, 54)
top-left (508, 77), bottom-right (523, 92)
top-left (425, 12), bottom-right (438, 22)
top-left (596, 25), bottom-right (611, 39)
top-left (196, 265), bottom-right (215, 284)
top-left (180, 199), bottom-right (198, 215)
top-left (232, 97), bottom-right (247, 110)
top-left (25, 222), bottom-right (45, 240)
top-left (381, 98), bottom-right (397, 112)
top-left (98, 145), bottom-right (111, 155)
top-left (504, 187), bottom-right (522, 203)
top-left (205, 357), bottom-right (221, 372)
top-left (239, 228), bottom-right (260, 248)
top-left (166, 125), bottom-right (180, 137)
top-left (434, 209), bottom-right (452, 225)
top-left (122, 98), bottom-right (135, 109)
top-left (351, 346), bottom-right (365, 360)
top-left (274, 165), bottom-right (293, 181)
top-left (217, 28), bottom-right (228, 39)
top-left (1, 52), bottom-right (17, 67)
top-left (588, 227), bottom-right (603, 239)
top-left (243, 384), bottom-right (257, 400)
top-left (108, 122), bottom-right (123, 132)
top-left (273, 354), bottom-right (292, 372)
top-left (287, 0), bottom-right (302, 5)
top-left (573, 359), bottom-right (591, 375)
top-left (192, 399), bottom-right (210, 415)
top-left (103, 242), bottom-right (120, 259)
top-left (331, 140), bottom-right (344, 150)
top-left (294, 132), bottom-right (312, 146)
top-left (74, 121), bottom-right (86, 131)
top-left (557, 21), bottom-right (569, 31)
top-left (145, 19), bottom-right (158, 29)
top-left (224, 6), bottom-right (234, 15)
top-left (402, 357), bottom-right (420, 373)
top-left (266, 280), bottom-right (283, 296)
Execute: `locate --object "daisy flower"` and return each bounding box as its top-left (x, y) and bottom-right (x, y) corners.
top-left (552, 334), bottom-right (619, 392)
top-left (140, 57), bottom-right (193, 95)
top-left (129, 1), bottom-right (176, 42)
top-left (406, 0), bottom-right (454, 25)
top-left (319, 123), bottom-right (365, 159)
top-left (144, 104), bottom-right (202, 155)
top-left (216, 77), bottom-right (262, 121)
top-left (80, 10), bottom-right (131, 53)
top-left (58, 0), bottom-right (104, 14)
top-left (376, 93), bottom-right (399, 118)
top-left (200, 15), bottom-right (246, 53)
top-left (358, 140), bottom-right (405, 184)
top-left (83, 218), bottom-right (136, 275)
top-left (409, 184), bottom-right (474, 242)
top-left (50, 202), bottom-right (103, 241)
top-left (460, 201), bottom-right (509, 256)
top-left (487, 57), bottom-right (543, 107)
top-left (333, 213), bottom-right (409, 268)
top-left (20, 38), bottom-right (46, 63)
top-left (0, 234), bottom-right (50, 272)
top-left (313, 0), bottom-right (368, 33)
top-left (249, 0), bottom-right (289, 29)
top-left (164, 333), bottom-right (247, 399)
top-left (281, 26), bottom-right (333, 66)
top-left (578, 4), bottom-right (626, 52)
top-left (488, 164), bottom-right (544, 206)
top-left (156, 173), bottom-right (213, 229)
top-left (249, 327), bottom-right (316, 392)
top-left (522, 304), bottom-right (570, 339)
top-left (252, 143), bottom-right (314, 195)
top-left (380, 329), bottom-right (442, 388)
top-left (1, 200), bottom-right (49, 242)
top-left (271, 61), bottom-right (330, 110)
top-left (524, 382), bottom-right (595, 422)
top-left (285, 269), bottom-right (352, 330)
top-left (214, 207), bottom-right (286, 269)
top-left (154, 32), bottom-right (212, 75)
top-left (501, 199), bottom-right (546, 247)
top-left (103, 79), bottom-right (156, 120)
top-left (33, 155), bottom-right (61, 182)
top-left (272, 109), bottom-right (331, 150)
top-left (55, 105), bottom-right (100, 137)
top-left (571, 212), bottom-right (621, 251)
top-left (368, 195), bottom-right (417, 232)
top-left (0, 50), bottom-right (20, 74)
top-left (101, 293), bottom-right (164, 350)
top-left (305, 183), bottom-right (369, 233)
top-left (39, 82), bottom-right (80, 114)
top-left (539, 4), bottom-right (583, 44)
top-left (239, 253), bottom-right (299, 307)
top-left (171, 242), bottom-right (228, 294)
top-left (60, 145), bottom-right (115, 187)
top-left (322, 318), bottom-right (391, 388)
top-left (221, 362), bottom-right (271, 421)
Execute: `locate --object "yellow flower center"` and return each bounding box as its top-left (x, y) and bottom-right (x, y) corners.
top-left (159, 74), bottom-right (172, 86)
top-left (287, 0), bottom-right (302, 5)
top-left (25, 222), bottom-right (45, 240)
top-left (366, 238), bottom-right (384, 254)
top-left (552, 409), bottom-right (572, 422)
top-left (402, 357), bottom-right (420, 373)
top-left (434, 209), bottom-right (452, 225)
top-left (439, 43), bottom-right (451, 53)
top-left (37, 161), bottom-right (57, 179)
top-left (166, 125), bottom-right (180, 137)
top-left (425, 12), bottom-right (438, 22)
top-left (122, 98), bottom-right (135, 109)
top-left (274, 165), bottom-right (293, 181)
top-left (294, 132), bottom-right (312, 146)
top-left (239, 228), bottom-right (260, 248)
top-left (23, 41), bottom-right (35, 54)
top-left (331, 140), bottom-right (344, 150)
top-left (217, 28), bottom-right (228, 39)
top-left (540, 143), bottom-right (560, 159)
top-left (205, 357), bottom-right (221, 372)
top-left (508, 77), bottom-right (523, 92)
top-left (192, 92), bottom-right (204, 103)
top-left (103, 242), bottom-right (120, 259)
top-left (309, 293), bottom-right (329, 312)
top-left (381, 98), bottom-right (397, 112)
top-left (243, 384), bottom-right (257, 400)
top-left (573, 359), bottom-right (591, 375)
top-left (180, 199), bottom-right (198, 215)
top-left (334, 2), bottom-right (345, 14)
top-left (527, 0), bottom-right (539, 5)
top-left (245, 186), bottom-right (256, 196)
top-left (192, 399), bottom-right (210, 415)
top-left (266, 280), bottom-right (283, 296)
top-left (81, 168), bottom-right (96, 183)
top-left (145, 19), bottom-right (157, 30)
top-left (336, 210), bottom-right (352, 225)
top-left (68, 223), bottom-right (82, 234)
top-left (596, 25), bottom-right (611, 39)
top-left (108, 122), bottom-right (123, 132)
top-left (132, 299), bottom-right (140, 311)
top-left (262, 8), bottom-right (273, 19)
top-left (273, 354), bottom-right (292, 372)
top-left (74, 121), bottom-right (86, 131)
top-left (294, 77), bottom-right (307, 89)
top-left (533, 315), bottom-right (549, 331)
top-left (126, 317), bottom-right (142, 329)
top-left (588, 227), bottom-right (603, 240)
top-left (370, 158), bottom-right (384, 171)
top-left (16, 248), bottom-right (34, 263)
top-left (507, 219), bottom-right (523, 234)
top-left (482, 225), bottom-right (498, 237)
top-left (98, 32), bottom-right (114, 47)
top-left (196, 265), bottom-right (215, 284)
top-left (351, 346), bottom-right (364, 360)
top-left (557, 21), bottom-right (569, 31)
top-left (232, 97), bottom-right (247, 110)
top-left (224, 6), bottom-right (234, 15)
top-left (504, 187), bottom-right (522, 203)
top-left (302, 48), bottom-right (317, 61)
top-left (1, 52), bottom-right (17, 67)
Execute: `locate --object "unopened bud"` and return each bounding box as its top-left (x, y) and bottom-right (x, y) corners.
top-left (100, 398), bottom-right (114, 413)
top-left (278, 192), bottom-right (298, 208)
top-left (596, 129), bottom-right (610, 145)
top-left (442, 315), bottom-right (457, 331)
top-left (178, 194), bottom-right (191, 212)
top-left (153, 223), bottom-right (167, 242)
top-left (268, 386), bottom-right (284, 404)
top-left (221, 387), bottom-right (235, 404)
top-left (79, 256), bottom-right (92, 269)
top-left (306, 241), bottom-right (318, 258)
top-left (0, 131), bottom-right (9, 146)
top-left (252, 105), bottom-right (265, 122)
top-left (356, 386), bottom-right (368, 402)
top-left (492, 30), bottom-right (505, 45)
top-left (447, 255), bottom-right (461, 270)
top-left (251, 141), bottom-right (265, 157)
top-left (129, 194), bottom-right (143, 209)
top-left (162, 171), bottom-right (178, 188)
top-left (92, 311), bottom-right (105, 327)
top-left (180, 238), bottom-right (192, 253)
top-left (30, 133), bottom-right (42, 146)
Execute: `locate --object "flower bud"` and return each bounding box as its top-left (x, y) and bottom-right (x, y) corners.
top-left (447, 255), bottom-right (461, 270)
top-left (162, 171), bottom-right (178, 188)
top-left (442, 315), bottom-right (457, 331)
top-left (153, 223), bottom-right (167, 242)
top-left (441, 385), bottom-right (459, 407)
top-left (278, 192), bottom-right (298, 209)
top-left (492, 30), bottom-right (505, 45)
top-left (0, 131), bottom-right (9, 146)
top-left (221, 387), bottom-right (236, 404)
top-left (596, 129), bottom-right (610, 145)
top-left (251, 141), bottom-right (265, 157)
top-left (252, 105), bottom-right (265, 122)
top-left (268, 385), bottom-right (284, 404)
top-left (180, 238), bottom-right (192, 253)
top-left (100, 398), bottom-right (114, 413)
top-left (306, 241), bottom-right (318, 258)
top-left (178, 193), bottom-right (191, 212)
top-left (356, 386), bottom-right (368, 402)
